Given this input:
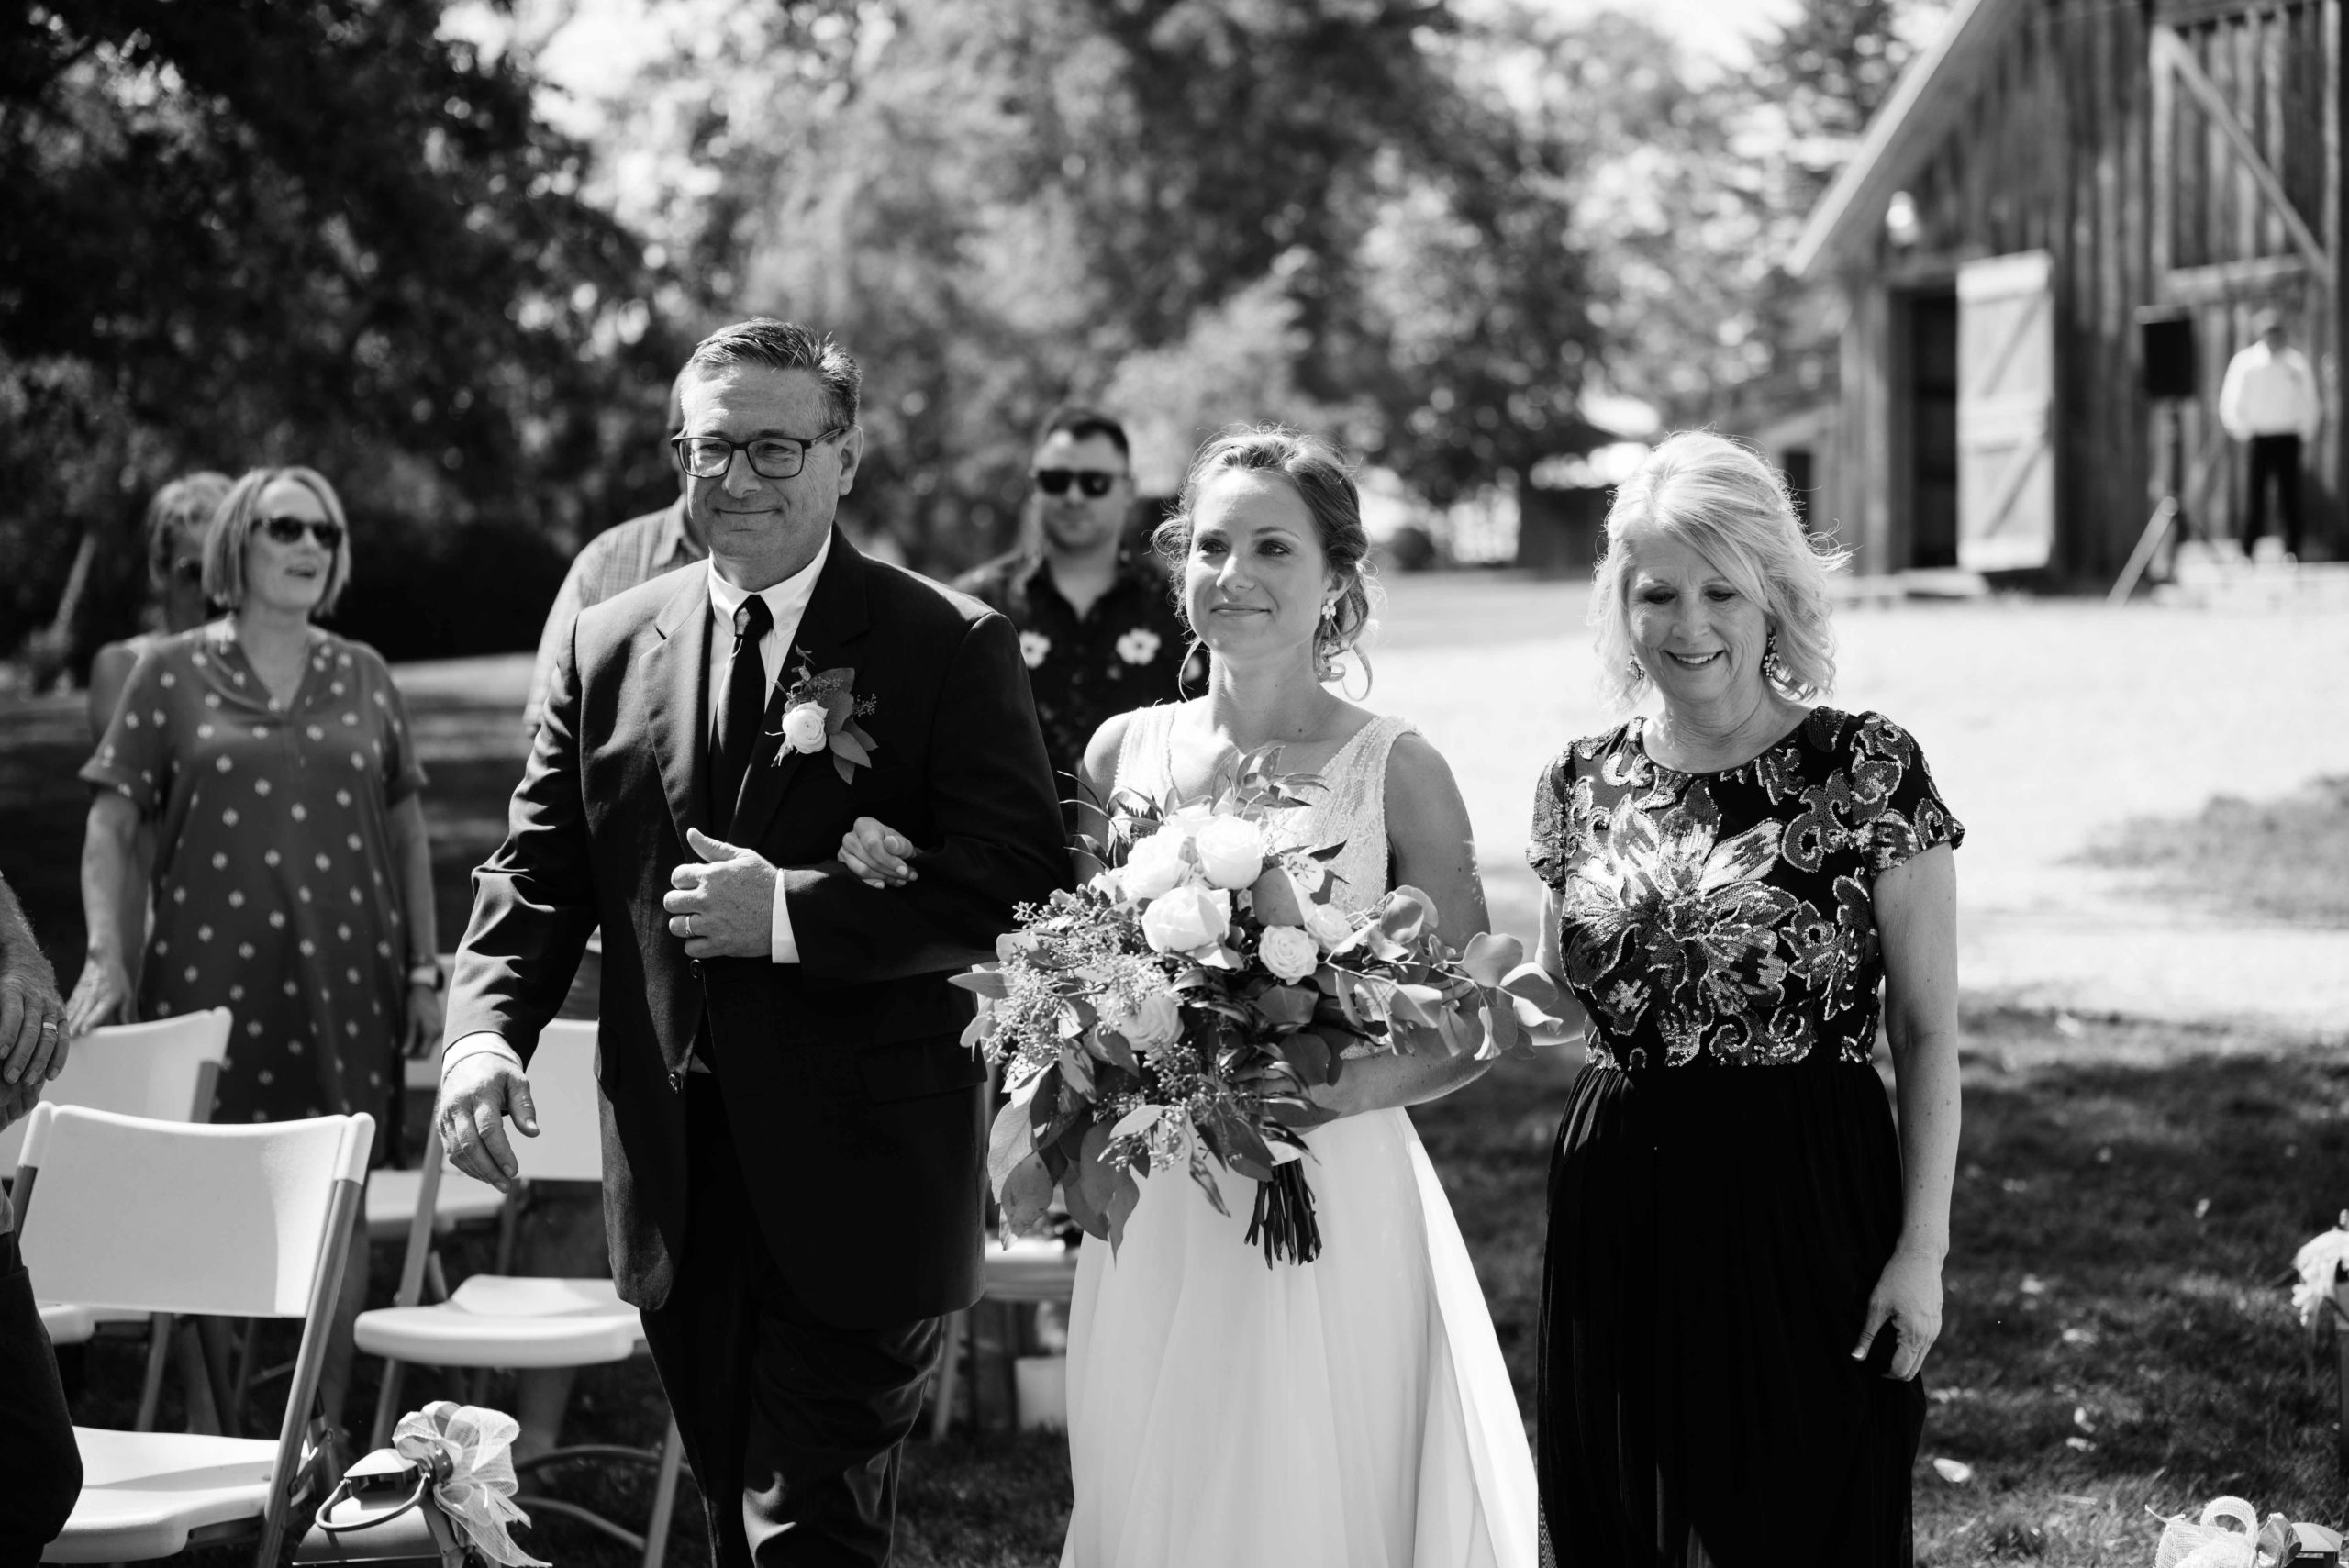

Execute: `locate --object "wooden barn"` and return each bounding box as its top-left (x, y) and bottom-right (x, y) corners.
top-left (1787, 0), bottom-right (2343, 579)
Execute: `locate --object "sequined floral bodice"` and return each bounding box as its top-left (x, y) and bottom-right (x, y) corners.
top-left (1528, 708), bottom-right (1962, 1071)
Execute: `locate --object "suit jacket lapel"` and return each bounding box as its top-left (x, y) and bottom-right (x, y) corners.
top-left (731, 529), bottom-right (871, 848)
top-left (645, 567), bottom-right (714, 850)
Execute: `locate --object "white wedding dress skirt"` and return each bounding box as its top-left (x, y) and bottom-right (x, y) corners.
top-left (1059, 707), bottom-right (1537, 1568)
top-left (1059, 1107), bottom-right (1538, 1568)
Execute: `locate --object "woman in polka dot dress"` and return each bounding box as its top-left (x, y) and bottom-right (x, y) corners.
top-left (65, 468), bottom-right (440, 1432)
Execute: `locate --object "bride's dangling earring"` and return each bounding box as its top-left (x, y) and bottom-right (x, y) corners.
top-left (1314, 599), bottom-right (1342, 685)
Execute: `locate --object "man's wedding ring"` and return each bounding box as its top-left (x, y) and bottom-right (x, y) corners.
top-left (38, 1018), bottom-right (57, 1033)
top-left (685, 914), bottom-right (696, 938)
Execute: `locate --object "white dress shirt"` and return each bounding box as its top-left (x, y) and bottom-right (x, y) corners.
top-left (441, 537), bottom-right (832, 1081)
top-left (705, 537), bottom-right (831, 965)
top-left (2219, 341), bottom-right (2322, 440)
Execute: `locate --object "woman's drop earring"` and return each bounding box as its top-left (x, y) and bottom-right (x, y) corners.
top-left (1626, 656), bottom-right (1647, 686)
top-left (1762, 632), bottom-right (1791, 687)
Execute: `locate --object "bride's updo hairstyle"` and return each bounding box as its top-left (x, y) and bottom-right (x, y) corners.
top-left (1591, 431), bottom-right (1850, 713)
top-left (1153, 424), bottom-right (1381, 692)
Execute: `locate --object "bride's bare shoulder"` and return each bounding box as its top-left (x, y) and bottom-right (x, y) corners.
top-left (1380, 728), bottom-right (1469, 822)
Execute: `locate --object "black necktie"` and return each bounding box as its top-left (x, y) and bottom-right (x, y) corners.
top-left (711, 594), bottom-right (774, 829)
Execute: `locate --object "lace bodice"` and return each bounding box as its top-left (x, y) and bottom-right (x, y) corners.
top-left (1113, 704), bottom-right (1415, 915)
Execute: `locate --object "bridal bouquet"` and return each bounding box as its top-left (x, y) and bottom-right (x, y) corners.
top-left (954, 749), bottom-right (1566, 1266)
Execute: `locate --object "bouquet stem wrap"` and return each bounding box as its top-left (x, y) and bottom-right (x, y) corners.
top-left (391, 1402), bottom-right (549, 1568)
top-left (1245, 1161), bottom-right (1321, 1267)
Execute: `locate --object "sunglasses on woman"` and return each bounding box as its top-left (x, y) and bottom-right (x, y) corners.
top-left (1033, 469), bottom-right (1121, 498)
top-left (256, 516), bottom-right (345, 550)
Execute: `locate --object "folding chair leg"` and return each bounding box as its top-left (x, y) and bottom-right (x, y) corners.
top-left (370, 1358), bottom-right (408, 1451)
top-left (174, 1318), bottom-right (223, 1434)
top-left (134, 1312), bottom-right (174, 1432)
top-left (929, 1309), bottom-right (964, 1441)
top-left (228, 1315), bottom-right (263, 1434)
top-left (643, 1418), bottom-right (685, 1568)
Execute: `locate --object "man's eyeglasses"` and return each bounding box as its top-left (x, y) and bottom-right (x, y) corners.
top-left (257, 517), bottom-right (344, 550)
top-left (1033, 469), bottom-right (1122, 499)
top-left (671, 428), bottom-right (852, 482)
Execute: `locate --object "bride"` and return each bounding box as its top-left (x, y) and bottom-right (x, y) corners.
top-left (841, 426), bottom-right (1536, 1567)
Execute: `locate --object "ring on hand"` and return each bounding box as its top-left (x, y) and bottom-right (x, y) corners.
top-left (685, 914), bottom-right (696, 938)
top-left (38, 1019), bottom-right (56, 1034)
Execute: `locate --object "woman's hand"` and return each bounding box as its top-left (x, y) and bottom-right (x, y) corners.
top-left (1852, 1244), bottom-right (1943, 1380)
top-left (404, 983), bottom-right (445, 1060)
top-left (63, 951), bottom-right (134, 1037)
top-left (838, 817), bottom-right (919, 889)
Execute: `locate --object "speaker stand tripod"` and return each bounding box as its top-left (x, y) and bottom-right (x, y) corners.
top-left (2108, 396), bottom-right (2197, 605)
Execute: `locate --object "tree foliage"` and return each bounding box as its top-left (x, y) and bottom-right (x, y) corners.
top-left (574, 0), bottom-right (1605, 563)
top-left (0, 0), bottom-right (680, 663)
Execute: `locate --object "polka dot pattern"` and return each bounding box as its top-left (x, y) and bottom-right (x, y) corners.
top-left (77, 622), bottom-right (429, 1139)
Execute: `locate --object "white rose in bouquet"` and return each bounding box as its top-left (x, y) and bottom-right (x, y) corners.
top-left (1141, 884), bottom-right (1231, 954)
top-left (1257, 925), bottom-right (1320, 984)
top-left (1106, 989), bottom-right (1184, 1051)
top-left (1120, 826), bottom-right (1191, 901)
top-left (1303, 902), bottom-right (1358, 951)
top-left (1192, 815), bottom-right (1268, 890)
top-left (781, 702), bottom-right (830, 754)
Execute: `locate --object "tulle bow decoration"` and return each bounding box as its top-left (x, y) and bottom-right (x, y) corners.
top-left (2291, 1214), bottom-right (2349, 1329)
top-left (391, 1402), bottom-right (550, 1568)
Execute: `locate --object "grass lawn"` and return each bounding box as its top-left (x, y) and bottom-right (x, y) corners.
top-left (2081, 773), bottom-right (2349, 928)
top-left (10, 639), bottom-right (2349, 1566)
top-left (75, 1007), bottom-right (2347, 1568)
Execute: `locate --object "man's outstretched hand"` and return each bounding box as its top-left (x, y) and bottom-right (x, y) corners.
top-left (436, 1048), bottom-right (540, 1193)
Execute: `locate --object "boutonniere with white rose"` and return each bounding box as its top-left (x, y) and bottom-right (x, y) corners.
top-left (766, 646), bottom-right (880, 784)
top-left (952, 747), bottom-right (1569, 1268)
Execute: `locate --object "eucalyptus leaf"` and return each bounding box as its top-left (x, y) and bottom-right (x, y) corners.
top-left (1461, 930), bottom-right (1526, 987)
top-left (1105, 1176), bottom-right (1142, 1256)
top-left (952, 968), bottom-right (1010, 999)
top-left (989, 1095), bottom-right (1038, 1191)
top-left (1255, 985), bottom-right (1318, 1028)
top-left (1065, 1120), bottom-right (1120, 1237)
top-left (998, 1153), bottom-right (1057, 1238)
top-left (1280, 1030), bottom-right (1332, 1084)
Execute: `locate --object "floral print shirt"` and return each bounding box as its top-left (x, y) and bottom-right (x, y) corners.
top-left (953, 549), bottom-right (1201, 794)
top-left (1528, 708), bottom-right (1962, 1072)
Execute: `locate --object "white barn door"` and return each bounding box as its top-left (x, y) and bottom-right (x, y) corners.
top-left (1955, 250), bottom-right (2057, 572)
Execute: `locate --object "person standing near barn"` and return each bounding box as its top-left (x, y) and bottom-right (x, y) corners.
top-left (954, 407), bottom-right (1197, 809)
top-left (2218, 309), bottom-right (2323, 563)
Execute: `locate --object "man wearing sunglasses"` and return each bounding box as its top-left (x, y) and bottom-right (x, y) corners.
top-left (954, 406), bottom-right (1197, 799)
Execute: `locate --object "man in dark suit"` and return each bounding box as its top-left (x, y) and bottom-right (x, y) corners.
top-left (435, 318), bottom-right (1067, 1566)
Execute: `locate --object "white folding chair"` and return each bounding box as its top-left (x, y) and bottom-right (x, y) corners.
top-left (0, 1009), bottom-right (232, 1430)
top-left (929, 1238), bottom-right (1081, 1440)
top-left (0, 1008), bottom-right (230, 1180)
top-left (14, 1104), bottom-right (372, 1565)
top-left (355, 1020), bottom-right (685, 1568)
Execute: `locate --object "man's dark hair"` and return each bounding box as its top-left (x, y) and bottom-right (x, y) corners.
top-left (1035, 406), bottom-right (1130, 463)
top-left (683, 318), bottom-right (862, 428)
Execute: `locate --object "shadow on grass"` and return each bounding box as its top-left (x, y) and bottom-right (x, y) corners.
top-left (2078, 774), bottom-right (2349, 928)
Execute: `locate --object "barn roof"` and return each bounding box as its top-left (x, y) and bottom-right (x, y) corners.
top-left (1787, 0), bottom-right (2029, 279)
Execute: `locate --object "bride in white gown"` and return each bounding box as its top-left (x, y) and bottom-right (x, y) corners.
top-left (842, 427), bottom-right (1535, 1567)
